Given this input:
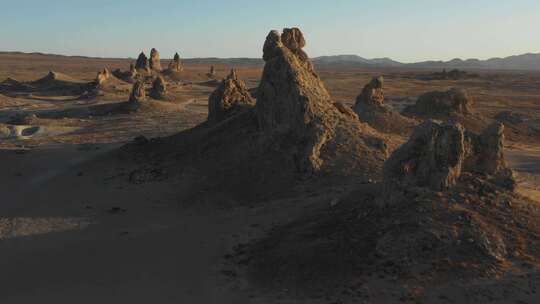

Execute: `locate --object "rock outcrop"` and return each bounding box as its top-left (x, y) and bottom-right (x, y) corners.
top-left (383, 120), bottom-right (515, 205)
top-left (256, 27), bottom-right (388, 175)
top-left (208, 66), bottom-right (216, 78)
top-left (149, 76), bottom-right (167, 100)
top-left (149, 48), bottom-right (162, 72)
top-left (112, 64), bottom-right (138, 83)
top-left (95, 68), bottom-right (111, 85)
top-left (168, 53), bottom-right (183, 72)
top-left (404, 88), bottom-right (473, 116)
top-left (129, 80), bottom-right (146, 103)
top-left (135, 52), bottom-right (149, 72)
top-left (353, 76), bottom-right (416, 135)
top-left (207, 69), bottom-right (255, 123)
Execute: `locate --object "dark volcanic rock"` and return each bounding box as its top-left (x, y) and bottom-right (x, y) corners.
top-left (207, 69), bottom-right (255, 123)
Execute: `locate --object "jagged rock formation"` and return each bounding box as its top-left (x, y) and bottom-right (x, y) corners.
top-left (256, 27), bottom-right (388, 175)
top-left (112, 64), bottom-right (138, 83)
top-left (135, 52), bottom-right (149, 72)
top-left (129, 80), bottom-right (146, 103)
top-left (404, 88), bottom-right (473, 116)
top-left (208, 70), bottom-right (255, 122)
top-left (168, 53), bottom-right (183, 72)
top-left (208, 66), bottom-right (216, 78)
top-left (95, 68), bottom-right (111, 85)
top-left (149, 48), bottom-right (162, 72)
top-left (353, 76), bottom-right (416, 135)
top-left (149, 76), bottom-right (167, 100)
top-left (383, 120), bottom-right (515, 204)
top-left (207, 69), bottom-right (255, 123)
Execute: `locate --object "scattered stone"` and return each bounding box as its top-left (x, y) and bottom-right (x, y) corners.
top-left (149, 76), bottom-right (167, 100)
top-left (149, 48), bottom-right (162, 72)
top-left (208, 69), bottom-right (255, 123)
top-left (129, 80), bottom-right (146, 103)
top-left (135, 52), bottom-right (149, 71)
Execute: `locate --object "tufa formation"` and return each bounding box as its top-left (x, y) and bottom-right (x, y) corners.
top-left (135, 52), bottom-right (149, 72)
top-left (149, 76), bottom-right (167, 100)
top-left (383, 120), bottom-right (515, 205)
top-left (207, 69), bottom-right (255, 123)
top-left (149, 48), bottom-right (162, 72)
top-left (353, 76), bottom-right (416, 135)
top-left (168, 53), bottom-right (183, 72)
top-left (129, 80), bottom-right (146, 103)
top-left (256, 27), bottom-right (388, 175)
top-left (404, 88), bottom-right (473, 117)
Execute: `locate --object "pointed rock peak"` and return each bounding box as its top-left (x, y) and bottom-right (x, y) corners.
top-left (262, 30), bottom-right (283, 61)
top-left (129, 80), bottom-right (146, 103)
top-left (227, 69), bottom-right (238, 81)
top-left (355, 76), bottom-right (385, 108)
top-left (174, 52), bottom-right (180, 61)
top-left (150, 75), bottom-right (167, 100)
top-left (208, 69), bottom-right (254, 123)
top-left (135, 52), bottom-right (149, 71)
top-left (149, 48), bottom-right (162, 71)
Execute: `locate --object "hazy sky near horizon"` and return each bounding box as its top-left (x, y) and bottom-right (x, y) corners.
top-left (1, 0), bottom-right (539, 62)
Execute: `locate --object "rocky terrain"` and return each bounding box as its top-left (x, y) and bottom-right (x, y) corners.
top-left (0, 29), bottom-right (538, 304)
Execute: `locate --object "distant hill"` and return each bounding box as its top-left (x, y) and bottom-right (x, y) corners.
top-left (313, 53), bottom-right (540, 70)
top-left (313, 55), bottom-right (404, 67)
top-left (2, 51), bottom-right (540, 70)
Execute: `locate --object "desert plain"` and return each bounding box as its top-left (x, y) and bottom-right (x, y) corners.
top-left (0, 30), bottom-right (539, 303)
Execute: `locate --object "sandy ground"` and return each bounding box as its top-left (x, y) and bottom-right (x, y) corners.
top-left (0, 53), bottom-right (539, 303)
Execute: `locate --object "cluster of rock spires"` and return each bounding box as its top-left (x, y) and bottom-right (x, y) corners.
top-left (207, 69), bottom-right (254, 123)
top-left (150, 76), bottom-right (167, 100)
top-left (383, 119), bottom-right (515, 205)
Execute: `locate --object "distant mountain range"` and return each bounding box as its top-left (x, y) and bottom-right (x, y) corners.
top-left (312, 53), bottom-right (540, 70)
top-left (2, 51), bottom-right (540, 70)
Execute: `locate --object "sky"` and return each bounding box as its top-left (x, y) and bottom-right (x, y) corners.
top-left (0, 0), bottom-right (539, 62)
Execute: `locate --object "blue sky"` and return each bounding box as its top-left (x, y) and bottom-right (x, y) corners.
top-left (0, 0), bottom-right (539, 62)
